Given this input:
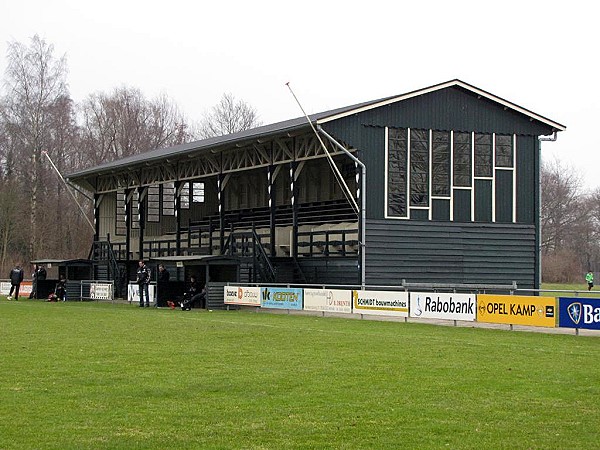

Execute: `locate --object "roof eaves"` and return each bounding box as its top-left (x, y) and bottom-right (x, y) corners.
top-left (316, 79), bottom-right (566, 132)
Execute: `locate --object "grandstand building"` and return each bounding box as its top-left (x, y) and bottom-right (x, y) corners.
top-left (67, 80), bottom-right (565, 296)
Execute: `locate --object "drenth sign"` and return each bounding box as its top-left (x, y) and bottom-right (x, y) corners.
top-left (410, 292), bottom-right (475, 321)
top-left (477, 294), bottom-right (555, 327)
top-left (224, 286), bottom-right (261, 306)
top-left (352, 290), bottom-right (408, 317)
top-left (304, 289), bottom-right (352, 313)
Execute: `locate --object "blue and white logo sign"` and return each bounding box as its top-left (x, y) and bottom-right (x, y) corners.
top-left (261, 287), bottom-right (303, 310)
top-left (558, 297), bottom-right (600, 329)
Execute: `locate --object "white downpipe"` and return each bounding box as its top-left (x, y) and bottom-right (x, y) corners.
top-left (317, 126), bottom-right (366, 289)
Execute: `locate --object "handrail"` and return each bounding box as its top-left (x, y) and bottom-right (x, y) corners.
top-left (223, 230), bottom-right (276, 283)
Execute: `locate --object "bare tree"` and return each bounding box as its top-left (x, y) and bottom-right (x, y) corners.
top-left (540, 158), bottom-right (588, 253)
top-left (198, 93), bottom-right (262, 139)
top-left (0, 35), bottom-right (70, 261)
top-left (79, 87), bottom-right (192, 166)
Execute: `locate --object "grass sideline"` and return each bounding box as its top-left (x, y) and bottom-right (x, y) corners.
top-left (1, 299), bottom-right (599, 449)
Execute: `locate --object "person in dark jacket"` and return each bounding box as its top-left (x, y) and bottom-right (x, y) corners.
top-left (29, 264), bottom-right (47, 299)
top-left (136, 260), bottom-right (151, 307)
top-left (156, 264), bottom-right (170, 307)
top-left (8, 265), bottom-right (24, 300)
top-left (54, 274), bottom-right (67, 301)
top-left (181, 276), bottom-right (206, 311)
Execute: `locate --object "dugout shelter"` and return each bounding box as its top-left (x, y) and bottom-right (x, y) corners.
top-left (67, 80), bottom-right (565, 298)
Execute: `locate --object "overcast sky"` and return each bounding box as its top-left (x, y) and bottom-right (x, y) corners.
top-left (1, 0), bottom-right (597, 188)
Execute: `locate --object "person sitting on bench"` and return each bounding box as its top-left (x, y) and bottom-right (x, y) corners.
top-left (181, 276), bottom-right (206, 311)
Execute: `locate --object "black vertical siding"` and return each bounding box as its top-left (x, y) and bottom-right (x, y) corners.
top-left (474, 179), bottom-right (492, 222)
top-left (516, 135), bottom-right (535, 224)
top-left (495, 170), bottom-right (513, 223)
top-left (453, 190), bottom-right (471, 221)
top-left (365, 219), bottom-right (536, 288)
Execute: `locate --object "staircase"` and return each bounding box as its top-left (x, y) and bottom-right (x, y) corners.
top-left (223, 230), bottom-right (276, 284)
top-left (271, 257), bottom-right (307, 284)
top-left (88, 240), bottom-right (125, 297)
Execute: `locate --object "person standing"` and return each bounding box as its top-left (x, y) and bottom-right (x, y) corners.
top-left (8, 265), bottom-right (24, 300)
top-left (586, 270), bottom-right (594, 291)
top-left (29, 264), bottom-right (47, 299)
top-left (156, 264), bottom-right (170, 307)
top-left (136, 260), bottom-right (151, 307)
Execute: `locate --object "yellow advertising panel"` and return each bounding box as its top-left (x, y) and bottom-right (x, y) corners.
top-left (477, 294), bottom-right (556, 327)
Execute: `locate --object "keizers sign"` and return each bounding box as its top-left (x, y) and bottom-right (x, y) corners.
top-left (303, 289), bottom-right (352, 314)
top-left (558, 297), bottom-right (600, 330)
top-left (261, 287), bottom-right (303, 310)
top-left (352, 290), bottom-right (408, 317)
top-left (477, 294), bottom-right (556, 327)
top-left (224, 286), bottom-right (261, 306)
top-left (410, 292), bottom-right (475, 321)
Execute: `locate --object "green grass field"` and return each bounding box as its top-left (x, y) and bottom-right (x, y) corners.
top-left (1, 299), bottom-right (599, 449)
top-left (540, 283), bottom-right (600, 297)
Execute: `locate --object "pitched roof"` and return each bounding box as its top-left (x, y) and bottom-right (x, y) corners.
top-left (67, 79), bottom-right (565, 180)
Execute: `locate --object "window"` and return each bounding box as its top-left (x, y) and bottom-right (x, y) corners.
top-left (131, 190), bottom-right (139, 229)
top-left (495, 134), bottom-right (513, 167)
top-left (432, 131), bottom-right (450, 197)
top-left (387, 127), bottom-right (516, 224)
top-left (162, 182), bottom-right (175, 216)
top-left (474, 133), bottom-right (492, 177)
top-left (453, 132), bottom-right (471, 187)
top-left (180, 182), bottom-right (190, 209)
top-left (410, 129), bottom-right (429, 206)
top-left (387, 128), bottom-right (408, 217)
top-left (147, 185), bottom-right (160, 222)
top-left (192, 182), bottom-right (205, 203)
top-left (116, 191), bottom-right (126, 236)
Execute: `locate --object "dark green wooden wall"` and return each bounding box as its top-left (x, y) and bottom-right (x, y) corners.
top-left (319, 85), bottom-right (551, 289)
top-left (365, 220), bottom-right (536, 288)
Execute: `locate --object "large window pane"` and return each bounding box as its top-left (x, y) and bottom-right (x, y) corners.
top-left (474, 133), bottom-right (492, 177)
top-left (432, 131), bottom-right (450, 196)
top-left (162, 182), bottom-right (175, 216)
top-left (387, 128), bottom-right (408, 216)
top-left (410, 129), bottom-right (429, 206)
top-left (116, 190), bottom-right (126, 235)
top-left (495, 134), bottom-right (513, 167)
top-left (192, 182), bottom-right (205, 203)
top-left (453, 132), bottom-right (471, 187)
top-left (147, 185), bottom-right (160, 222)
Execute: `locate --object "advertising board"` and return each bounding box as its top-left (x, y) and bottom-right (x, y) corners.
top-left (261, 287), bottom-right (303, 310)
top-left (477, 294), bottom-right (555, 327)
top-left (127, 283), bottom-right (156, 304)
top-left (303, 289), bottom-right (352, 314)
top-left (410, 292), bottom-right (476, 321)
top-left (352, 290), bottom-right (408, 317)
top-left (558, 297), bottom-right (600, 330)
top-left (224, 286), bottom-right (261, 306)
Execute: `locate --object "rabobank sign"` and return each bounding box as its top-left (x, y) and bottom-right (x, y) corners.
top-left (409, 292), bottom-right (476, 321)
top-left (558, 297), bottom-right (600, 330)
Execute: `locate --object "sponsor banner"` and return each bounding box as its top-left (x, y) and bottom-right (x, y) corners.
top-left (303, 289), bottom-right (352, 314)
top-left (558, 297), bottom-right (600, 330)
top-left (261, 287), bottom-right (303, 310)
top-left (352, 290), bottom-right (408, 317)
top-left (410, 292), bottom-right (476, 321)
top-left (477, 294), bottom-right (556, 327)
top-left (127, 283), bottom-right (156, 304)
top-left (0, 282), bottom-right (11, 295)
top-left (224, 286), bottom-right (261, 306)
top-left (90, 283), bottom-right (113, 300)
top-left (1, 281), bottom-right (32, 297)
